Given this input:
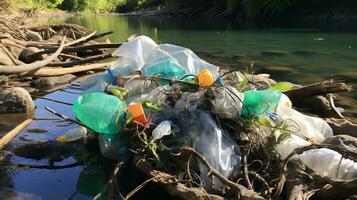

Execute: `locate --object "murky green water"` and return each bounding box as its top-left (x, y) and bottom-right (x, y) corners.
top-left (1, 15), bottom-right (357, 199)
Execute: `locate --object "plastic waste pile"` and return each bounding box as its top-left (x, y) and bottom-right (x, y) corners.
top-left (58, 36), bottom-right (357, 192)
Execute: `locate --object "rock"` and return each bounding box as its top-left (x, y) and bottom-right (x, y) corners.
top-left (323, 134), bottom-right (357, 152)
top-left (19, 47), bottom-right (44, 63)
top-left (0, 48), bottom-right (14, 65)
top-left (0, 87), bottom-right (35, 114)
top-left (261, 50), bottom-right (288, 56)
top-left (31, 74), bottom-right (77, 87)
top-left (25, 30), bottom-right (43, 41)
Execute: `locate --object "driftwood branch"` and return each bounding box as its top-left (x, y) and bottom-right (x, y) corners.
top-left (0, 118), bottom-right (33, 150)
top-left (0, 36), bottom-right (66, 74)
top-left (29, 42), bottom-right (122, 58)
top-left (26, 61), bottom-right (112, 76)
top-left (285, 80), bottom-right (352, 100)
top-left (182, 147), bottom-right (264, 199)
top-left (48, 52), bottom-right (112, 67)
top-left (133, 154), bottom-right (224, 200)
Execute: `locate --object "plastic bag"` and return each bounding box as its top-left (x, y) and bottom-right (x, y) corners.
top-left (152, 120), bottom-right (172, 140)
top-left (81, 36), bottom-right (220, 92)
top-left (184, 112), bottom-right (241, 188)
top-left (275, 94), bottom-right (333, 143)
top-left (212, 86), bottom-right (244, 119)
top-left (298, 148), bottom-right (357, 179)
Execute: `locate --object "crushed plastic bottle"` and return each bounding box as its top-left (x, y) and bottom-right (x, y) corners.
top-left (73, 93), bottom-right (126, 134)
top-left (56, 126), bottom-right (87, 143)
top-left (241, 89), bottom-right (282, 118)
top-left (212, 86), bottom-right (244, 119)
top-left (152, 120), bottom-right (172, 140)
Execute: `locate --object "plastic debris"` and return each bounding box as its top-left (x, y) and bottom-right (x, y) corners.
top-left (56, 126), bottom-right (87, 143)
top-left (73, 93), bottom-right (126, 134)
top-left (152, 120), bottom-right (172, 140)
top-left (71, 35), bottom-right (356, 197)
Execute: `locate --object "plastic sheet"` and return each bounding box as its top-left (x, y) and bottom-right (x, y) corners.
top-left (81, 36), bottom-right (220, 92)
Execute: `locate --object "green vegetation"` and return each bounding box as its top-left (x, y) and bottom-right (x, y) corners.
top-left (8, 0), bottom-right (357, 17)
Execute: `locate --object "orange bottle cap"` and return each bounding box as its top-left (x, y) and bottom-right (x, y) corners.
top-left (197, 69), bottom-right (214, 87)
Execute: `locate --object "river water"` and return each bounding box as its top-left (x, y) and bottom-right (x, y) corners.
top-left (48, 15), bottom-right (357, 101)
top-left (0, 15), bottom-right (356, 199)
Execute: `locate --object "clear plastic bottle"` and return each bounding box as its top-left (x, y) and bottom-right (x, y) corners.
top-left (56, 126), bottom-right (88, 143)
top-left (73, 93), bottom-right (126, 134)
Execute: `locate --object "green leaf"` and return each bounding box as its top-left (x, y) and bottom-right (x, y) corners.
top-left (257, 116), bottom-right (273, 127)
top-left (268, 82), bottom-right (293, 92)
top-left (237, 75), bottom-right (249, 92)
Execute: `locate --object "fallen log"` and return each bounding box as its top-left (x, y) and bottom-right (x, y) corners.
top-left (27, 61), bottom-right (112, 76)
top-left (0, 36), bottom-right (65, 74)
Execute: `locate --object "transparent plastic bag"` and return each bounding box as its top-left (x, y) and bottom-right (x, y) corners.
top-left (184, 112), bottom-right (241, 188)
top-left (152, 120), bottom-right (172, 140)
top-left (212, 86), bottom-right (244, 119)
top-left (298, 148), bottom-right (357, 179)
top-left (275, 94), bottom-right (333, 143)
top-left (81, 35), bottom-right (220, 92)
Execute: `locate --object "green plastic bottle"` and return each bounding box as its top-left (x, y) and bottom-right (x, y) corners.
top-left (241, 90), bottom-right (282, 118)
top-left (73, 93), bottom-right (126, 134)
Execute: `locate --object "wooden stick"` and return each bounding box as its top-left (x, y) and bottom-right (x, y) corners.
top-left (28, 61), bottom-right (112, 76)
top-left (0, 118), bottom-right (33, 150)
top-left (64, 31), bottom-right (96, 47)
top-left (29, 43), bottom-right (122, 58)
top-left (48, 52), bottom-right (112, 67)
